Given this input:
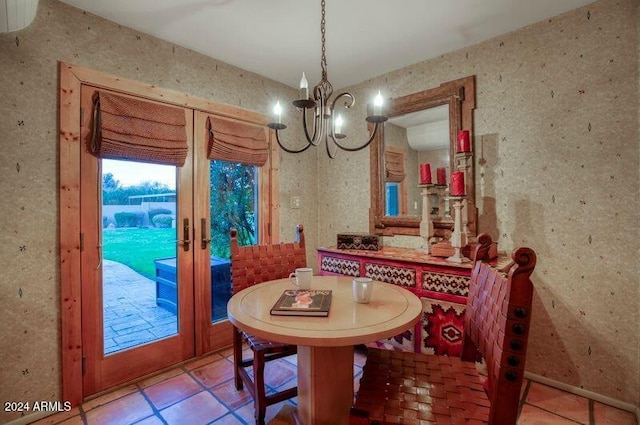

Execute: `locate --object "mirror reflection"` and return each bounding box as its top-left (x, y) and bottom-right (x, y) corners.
top-left (384, 105), bottom-right (451, 218)
top-left (369, 75), bottom-right (476, 237)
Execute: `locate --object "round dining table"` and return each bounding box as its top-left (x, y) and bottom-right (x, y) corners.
top-left (227, 275), bottom-right (423, 425)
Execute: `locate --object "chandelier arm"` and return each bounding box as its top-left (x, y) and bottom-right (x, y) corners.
top-left (330, 122), bottom-right (381, 152)
top-left (331, 92), bottom-right (355, 111)
top-left (326, 136), bottom-right (337, 158)
top-left (273, 129), bottom-right (314, 154)
top-left (301, 106), bottom-right (321, 145)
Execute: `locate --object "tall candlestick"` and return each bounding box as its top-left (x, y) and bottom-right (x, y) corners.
top-left (457, 130), bottom-right (471, 153)
top-left (299, 72), bottom-right (309, 100)
top-left (273, 101), bottom-right (282, 124)
top-left (419, 163), bottom-right (432, 184)
top-left (450, 171), bottom-right (465, 196)
top-left (436, 167), bottom-right (447, 185)
top-left (373, 90), bottom-right (383, 116)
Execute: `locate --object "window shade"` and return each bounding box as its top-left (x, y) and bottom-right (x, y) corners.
top-left (385, 150), bottom-right (405, 182)
top-left (91, 91), bottom-right (188, 167)
top-left (207, 116), bottom-right (268, 167)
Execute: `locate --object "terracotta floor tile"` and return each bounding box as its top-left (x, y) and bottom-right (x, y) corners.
top-left (144, 373), bottom-right (203, 409)
top-left (211, 413), bottom-right (246, 424)
top-left (159, 391), bottom-right (228, 425)
top-left (184, 351), bottom-right (225, 371)
top-left (57, 416), bottom-right (85, 425)
top-left (138, 367), bottom-right (184, 388)
top-left (525, 382), bottom-right (590, 424)
top-left (264, 359), bottom-right (297, 389)
top-left (518, 404), bottom-right (583, 424)
top-left (82, 384), bottom-right (138, 411)
top-left (233, 401), bottom-right (257, 423)
top-left (592, 401), bottom-right (637, 425)
top-left (192, 357), bottom-right (235, 388)
top-left (85, 392), bottom-right (154, 425)
top-left (132, 415), bottom-right (165, 425)
top-left (29, 348), bottom-right (607, 425)
top-left (210, 379), bottom-right (253, 410)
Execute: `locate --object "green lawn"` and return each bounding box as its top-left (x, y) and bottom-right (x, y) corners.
top-left (102, 228), bottom-right (176, 279)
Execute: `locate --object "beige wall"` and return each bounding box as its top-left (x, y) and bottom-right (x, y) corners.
top-left (0, 0), bottom-right (638, 420)
top-left (0, 0), bottom-right (317, 421)
top-left (319, 0), bottom-right (639, 406)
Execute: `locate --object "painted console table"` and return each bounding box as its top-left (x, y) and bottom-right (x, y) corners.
top-left (317, 246), bottom-right (504, 355)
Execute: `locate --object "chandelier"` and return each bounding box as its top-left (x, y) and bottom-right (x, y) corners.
top-left (267, 0), bottom-right (388, 158)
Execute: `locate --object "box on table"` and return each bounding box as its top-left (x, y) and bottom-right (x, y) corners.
top-left (337, 233), bottom-right (383, 251)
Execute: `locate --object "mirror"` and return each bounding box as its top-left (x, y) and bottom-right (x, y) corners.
top-left (383, 104), bottom-right (451, 218)
top-left (369, 76), bottom-right (477, 237)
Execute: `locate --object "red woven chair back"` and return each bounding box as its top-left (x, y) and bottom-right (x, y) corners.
top-left (462, 233), bottom-right (536, 424)
top-left (230, 225), bottom-right (307, 294)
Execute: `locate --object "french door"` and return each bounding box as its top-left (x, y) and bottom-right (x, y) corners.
top-left (77, 87), bottom-right (275, 397)
top-left (79, 86), bottom-right (196, 395)
top-left (60, 63), bottom-right (278, 403)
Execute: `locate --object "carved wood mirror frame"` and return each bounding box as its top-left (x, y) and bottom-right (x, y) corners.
top-left (369, 75), bottom-right (476, 237)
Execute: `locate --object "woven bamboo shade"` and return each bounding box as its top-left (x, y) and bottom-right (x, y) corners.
top-left (91, 91), bottom-right (188, 167)
top-left (207, 116), bottom-right (268, 166)
top-left (385, 149), bottom-right (405, 182)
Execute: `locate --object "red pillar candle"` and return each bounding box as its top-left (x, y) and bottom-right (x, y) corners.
top-left (450, 171), bottom-right (466, 196)
top-left (436, 167), bottom-right (447, 185)
top-left (419, 163), bottom-right (432, 184)
top-left (456, 130), bottom-right (471, 153)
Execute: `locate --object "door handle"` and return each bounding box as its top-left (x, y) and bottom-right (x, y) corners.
top-left (179, 218), bottom-right (191, 251)
top-left (200, 218), bottom-right (211, 250)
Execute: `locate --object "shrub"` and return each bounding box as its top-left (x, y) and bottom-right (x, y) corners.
top-left (152, 214), bottom-right (174, 228)
top-left (114, 212), bottom-right (140, 228)
top-left (148, 208), bottom-right (172, 224)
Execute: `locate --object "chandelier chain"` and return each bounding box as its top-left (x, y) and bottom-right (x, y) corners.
top-left (268, 0), bottom-right (386, 158)
top-left (320, 0), bottom-right (327, 82)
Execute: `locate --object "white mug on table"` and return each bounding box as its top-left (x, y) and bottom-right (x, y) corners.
top-left (353, 277), bottom-right (374, 303)
top-left (289, 267), bottom-right (313, 290)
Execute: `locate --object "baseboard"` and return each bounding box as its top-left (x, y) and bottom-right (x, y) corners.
top-left (4, 410), bottom-right (52, 425)
top-left (525, 371), bottom-right (638, 417)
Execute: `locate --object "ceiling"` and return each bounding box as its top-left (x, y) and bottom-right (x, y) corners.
top-left (56, 0), bottom-right (595, 90)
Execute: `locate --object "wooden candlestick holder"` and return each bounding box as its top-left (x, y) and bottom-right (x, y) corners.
top-left (419, 184), bottom-right (436, 253)
top-left (446, 196), bottom-right (470, 263)
top-left (455, 152), bottom-right (474, 242)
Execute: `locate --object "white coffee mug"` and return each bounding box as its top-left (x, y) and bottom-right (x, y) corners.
top-left (289, 267), bottom-right (313, 290)
top-left (353, 277), bottom-right (374, 303)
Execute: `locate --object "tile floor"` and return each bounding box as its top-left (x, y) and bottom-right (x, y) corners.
top-left (30, 346), bottom-right (637, 425)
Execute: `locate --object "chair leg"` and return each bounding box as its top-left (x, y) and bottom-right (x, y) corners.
top-left (253, 350), bottom-right (267, 425)
top-left (232, 326), bottom-right (243, 391)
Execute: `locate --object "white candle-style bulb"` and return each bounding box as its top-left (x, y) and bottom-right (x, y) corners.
top-left (274, 101), bottom-right (282, 123)
top-left (334, 114), bottom-right (343, 134)
top-left (299, 72), bottom-right (309, 99)
top-left (374, 90), bottom-right (383, 115)
top-left (374, 90), bottom-right (383, 107)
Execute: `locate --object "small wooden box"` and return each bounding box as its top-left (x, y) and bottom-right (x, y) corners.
top-left (337, 233), bottom-right (383, 251)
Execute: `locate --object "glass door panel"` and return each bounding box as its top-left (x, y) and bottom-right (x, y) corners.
top-left (101, 159), bottom-right (178, 354)
top-left (80, 85), bottom-right (194, 397)
top-left (208, 160), bottom-right (258, 323)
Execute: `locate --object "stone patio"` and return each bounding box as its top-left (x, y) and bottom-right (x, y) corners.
top-left (103, 260), bottom-right (178, 354)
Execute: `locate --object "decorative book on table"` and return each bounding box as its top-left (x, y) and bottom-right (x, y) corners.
top-left (270, 290), bottom-right (332, 317)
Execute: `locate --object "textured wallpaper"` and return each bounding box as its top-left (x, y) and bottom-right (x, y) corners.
top-left (0, 0), bottom-right (638, 421)
top-left (318, 0), bottom-right (639, 406)
top-left (0, 0), bottom-right (317, 422)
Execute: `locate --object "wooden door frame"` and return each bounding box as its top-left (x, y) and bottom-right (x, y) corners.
top-left (59, 62), bottom-right (280, 405)
top-left (78, 85), bottom-right (196, 396)
top-left (192, 110), bottom-right (279, 355)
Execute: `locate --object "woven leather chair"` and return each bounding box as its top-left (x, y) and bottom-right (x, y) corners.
top-left (351, 233), bottom-right (536, 425)
top-left (230, 225), bottom-right (307, 425)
